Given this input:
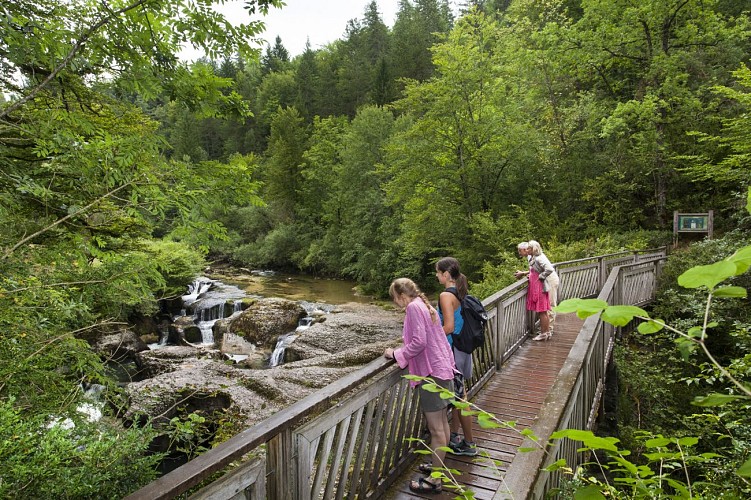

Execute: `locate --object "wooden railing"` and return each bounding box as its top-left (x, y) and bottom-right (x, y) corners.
top-left (125, 248), bottom-right (667, 500)
top-left (497, 254), bottom-right (667, 499)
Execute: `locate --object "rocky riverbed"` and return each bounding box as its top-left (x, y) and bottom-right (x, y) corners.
top-left (101, 300), bottom-right (404, 435)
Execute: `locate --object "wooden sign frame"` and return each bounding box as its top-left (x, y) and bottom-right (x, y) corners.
top-left (673, 210), bottom-right (713, 242)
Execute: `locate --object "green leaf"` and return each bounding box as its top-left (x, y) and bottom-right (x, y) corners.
top-left (602, 305), bottom-right (648, 326)
top-left (728, 246), bottom-right (751, 274)
top-left (543, 458), bottom-right (568, 471)
top-left (677, 436), bottom-right (699, 447)
top-left (555, 298), bottom-right (608, 318)
top-left (645, 437), bottom-right (671, 448)
top-left (687, 326), bottom-right (704, 338)
top-left (637, 319), bottom-right (665, 334)
top-left (713, 286), bottom-right (747, 298)
top-left (678, 261), bottom-right (738, 290)
top-left (551, 429), bottom-right (620, 451)
top-left (692, 393), bottom-right (748, 407)
top-left (573, 484), bottom-right (607, 499)
top-left (737, 457), bottom-right (751, 477)
top-left (677, 337), bottom-right (697, 360)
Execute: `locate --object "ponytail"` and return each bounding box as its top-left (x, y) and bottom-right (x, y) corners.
top-left (389, 277), bottom-right (438, 323)
top-left (435, 256), bottom-right (468, 300)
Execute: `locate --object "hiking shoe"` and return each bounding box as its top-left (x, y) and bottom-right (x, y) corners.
top-left (449, 432), bottom-right (462, 446)
top-left (450, 439), bottom-right (478, 456)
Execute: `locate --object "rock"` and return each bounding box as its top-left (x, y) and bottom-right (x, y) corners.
top-left (170, 316), bottom-right (201, 345)
top-left (220, 333), bottom-right (257, 355)
top-left (124, 303), bottom-right (404, 431)
top-left (229, 298), bottom-right (307, 348)
top-left (135, 345), bottom-right (201, 378)
top-left (92, 328), bottom-right (149, 360)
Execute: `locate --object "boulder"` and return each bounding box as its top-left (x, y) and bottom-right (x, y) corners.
top-left (229, 298), bottom-right (307, 348)
top-left (170, 316), bottom-right (202, 345)
top-left (220, 332), bottom-right (257, 355)
top-left (92, 328), bottom-right (149, 360)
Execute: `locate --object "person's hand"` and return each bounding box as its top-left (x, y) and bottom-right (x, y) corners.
top-left (384, 348), bottom-right (394, 359)
top-left (514, 270), bottom-right (525, 279)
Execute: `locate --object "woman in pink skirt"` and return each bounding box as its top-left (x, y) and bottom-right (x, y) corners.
top-left (515, 240), bottom-right (556, 341)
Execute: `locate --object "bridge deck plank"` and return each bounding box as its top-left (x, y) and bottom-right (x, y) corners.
top-left (383, 313), bottom-right (585, 499)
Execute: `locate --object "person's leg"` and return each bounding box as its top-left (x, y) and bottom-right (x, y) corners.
top-left (411, 408), bottom-right (449, 489)
top-left (540, 310), bottom-right (550, 335)
top-left (533, 310), bottom-right (551, 341)
top-left (424, 408), bottom-right (449, 468)
top-left (449, 408), bottom-right (460, 434)
top-left (452, 349), bottom-right (474, 443)
top-left (457, 389), bottom-right (474, 442)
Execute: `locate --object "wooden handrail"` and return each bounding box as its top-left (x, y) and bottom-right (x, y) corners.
top-left (125, 357), bottom-right (395, 499)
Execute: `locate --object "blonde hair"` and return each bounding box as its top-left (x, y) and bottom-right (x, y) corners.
top-left (389, 277), bottom-right (438, 323)
top-left (528, 240), bottom-right (543, 257)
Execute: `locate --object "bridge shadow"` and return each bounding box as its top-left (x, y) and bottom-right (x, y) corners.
top-left (384, 312), bottom-right (585, 499)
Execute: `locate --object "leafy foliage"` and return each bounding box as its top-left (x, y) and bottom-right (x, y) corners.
top-left (0, 398), bottom-right (161, 499)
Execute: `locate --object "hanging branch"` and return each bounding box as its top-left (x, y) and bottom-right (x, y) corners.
top-left (0, 0), bottom-right (152, 120)
top-left (2, 179), bottom-right (134, 260)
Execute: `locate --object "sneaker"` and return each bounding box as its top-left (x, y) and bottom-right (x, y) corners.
top-left (449, 432), bottom-right (462, 446)
top-left (450, 439), bottom-right (478, 456)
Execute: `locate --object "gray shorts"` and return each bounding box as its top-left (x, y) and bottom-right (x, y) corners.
top-left (453, 347), bottom-right (473, 389)
top-left (419, 377), bottom-right (454, 413)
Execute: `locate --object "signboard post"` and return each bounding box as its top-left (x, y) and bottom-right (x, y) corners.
top-left (673, 210), bottom-right (713, 246)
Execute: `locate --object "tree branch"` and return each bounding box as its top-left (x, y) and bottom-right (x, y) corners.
top-left (2, 179), bottom-right (135, 260)
top-left (0, 0), bottom-right (152, 120)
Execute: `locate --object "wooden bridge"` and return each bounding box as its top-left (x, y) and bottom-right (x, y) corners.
top-left (125, 249), bottom-right (667, 500)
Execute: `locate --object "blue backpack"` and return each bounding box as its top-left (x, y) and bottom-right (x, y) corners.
top-left (446, 288), bottom-right (488, 354)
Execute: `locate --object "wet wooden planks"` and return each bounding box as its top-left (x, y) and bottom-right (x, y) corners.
top-left (384, 313), bottom-right (585, 499)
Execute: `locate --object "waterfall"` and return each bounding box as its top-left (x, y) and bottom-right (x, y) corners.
top-left (269, 315), bottom-right (315, 367)
top-left (182, 278), bottom-right (212, 306)
top-left (174, 279), bottom-right (246, 345)
top-left (194, 301), bottom-right (227, 344)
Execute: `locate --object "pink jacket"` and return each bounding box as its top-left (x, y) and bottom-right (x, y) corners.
top-left (393, 297), bottom-right (456, 387)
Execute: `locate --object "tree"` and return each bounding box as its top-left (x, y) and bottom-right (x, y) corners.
top-left (0, 0), bottom-right (276, 493)
top-left (337, 106), bottom-right (401, 292)
top-left (385, 9), bottom-right (539, 271)
top-left (567, 0), bottom-right (750, 226)
top-left (264, 106), bottom-right (309, 221)
top-left (261, 35), bottom-right (291, 74)
top-left (336, 1), bottom-right (392, 116)
top-left (390, 0), bottom-right (453, 84)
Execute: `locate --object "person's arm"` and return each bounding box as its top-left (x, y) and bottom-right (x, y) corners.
top-left (536, 254), bottom-right (555, 281)
top-left (392, 303), bottom-right (427, 368)
top-left (438, 291), bottom-right (456, 335)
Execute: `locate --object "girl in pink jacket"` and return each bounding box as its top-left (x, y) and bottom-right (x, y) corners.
top-left (384, 277), bottom-right (454, 494)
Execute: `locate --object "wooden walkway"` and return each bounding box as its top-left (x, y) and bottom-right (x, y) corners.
top-left (385, 312), bottom-right (586, 499)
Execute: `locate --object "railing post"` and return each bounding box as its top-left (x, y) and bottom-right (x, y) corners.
top-left (267, 429), bottom-right (295, 500)
top-left (598, 256), bottom-right (607, 290)
top-left (495, 300), bottom-right (505, 369)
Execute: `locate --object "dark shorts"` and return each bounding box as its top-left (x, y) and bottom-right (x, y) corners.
top-left (419, 377), bottom-right (454, 413)
top-left (453, 348), bottom-right (473, 385)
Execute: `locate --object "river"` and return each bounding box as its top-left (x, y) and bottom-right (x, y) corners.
top-left (208, 268), bottom-right (378, 305)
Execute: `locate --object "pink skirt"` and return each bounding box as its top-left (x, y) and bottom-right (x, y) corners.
top-left (526, 268), bottom-right (550, 312)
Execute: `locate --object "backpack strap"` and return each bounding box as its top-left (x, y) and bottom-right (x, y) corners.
top-left (444, 287), bottom-right (460, 300)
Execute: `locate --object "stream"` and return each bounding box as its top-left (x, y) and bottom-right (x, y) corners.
top-left (154, 269), bottom-right (376, 366)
